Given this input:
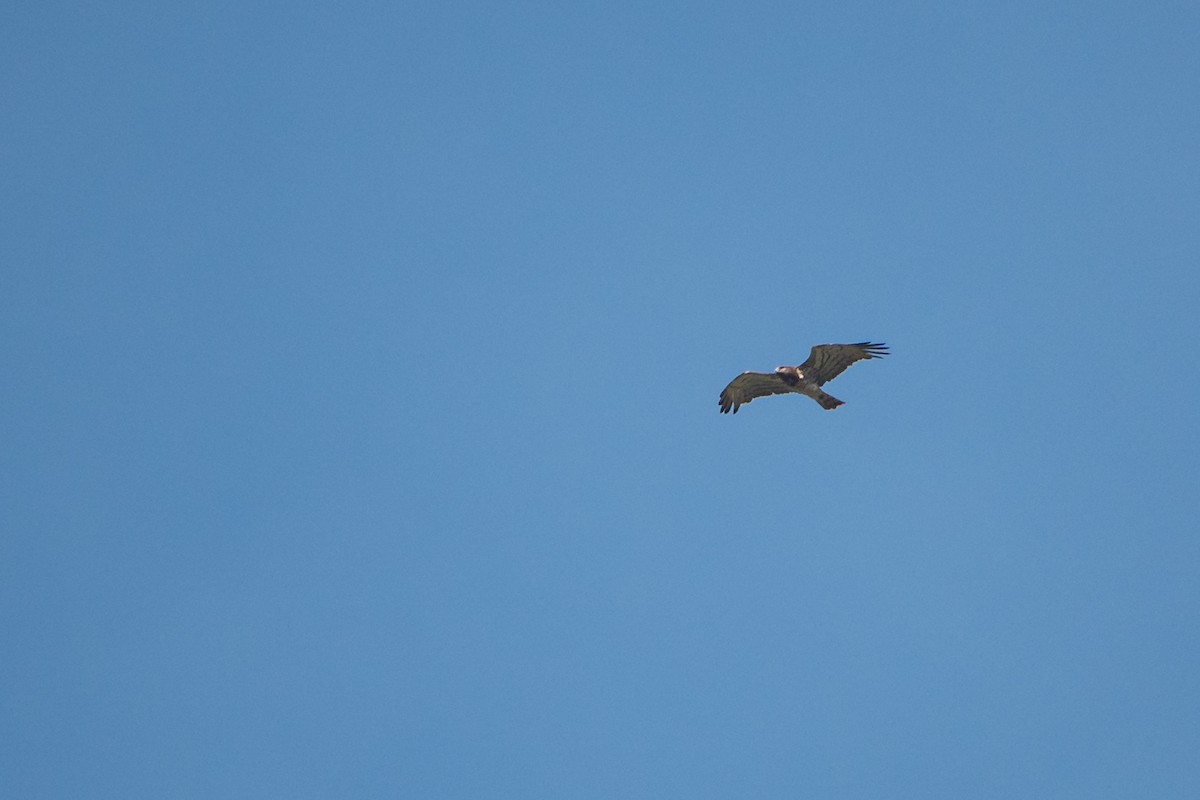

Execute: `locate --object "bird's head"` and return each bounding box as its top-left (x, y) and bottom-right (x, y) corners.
top-left (775, 365), bottom-right (801, 381)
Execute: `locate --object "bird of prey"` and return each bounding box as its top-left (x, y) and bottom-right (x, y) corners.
top-left (719, 342), bottom-right (888, 414)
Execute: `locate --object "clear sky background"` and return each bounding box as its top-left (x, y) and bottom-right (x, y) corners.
top-left (4, 2), bottom-right (1199, 797)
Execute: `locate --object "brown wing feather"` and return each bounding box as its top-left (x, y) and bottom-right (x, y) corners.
top-left (718, 371), bottom-right (792, 414)
top-left (798, 342), bottom-right (888, 386)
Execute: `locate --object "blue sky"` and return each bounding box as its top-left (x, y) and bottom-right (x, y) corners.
top-left (3, 2), bottom-right (1199, 797)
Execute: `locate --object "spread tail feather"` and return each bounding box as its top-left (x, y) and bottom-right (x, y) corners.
top-left (815, 392), bottom-right (844, 410)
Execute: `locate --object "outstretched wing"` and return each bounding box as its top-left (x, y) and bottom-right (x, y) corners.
top-left (799, 342), bottom-right (888, 386)
top-left (719, 371), bottom-right (793, 414)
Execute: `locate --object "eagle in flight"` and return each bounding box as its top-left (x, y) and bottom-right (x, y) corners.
top-left (719, 342), bottom-right (889, 414)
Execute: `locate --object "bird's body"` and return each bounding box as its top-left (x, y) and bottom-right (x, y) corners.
top-left (719, 342), bottom-right (888, 414)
